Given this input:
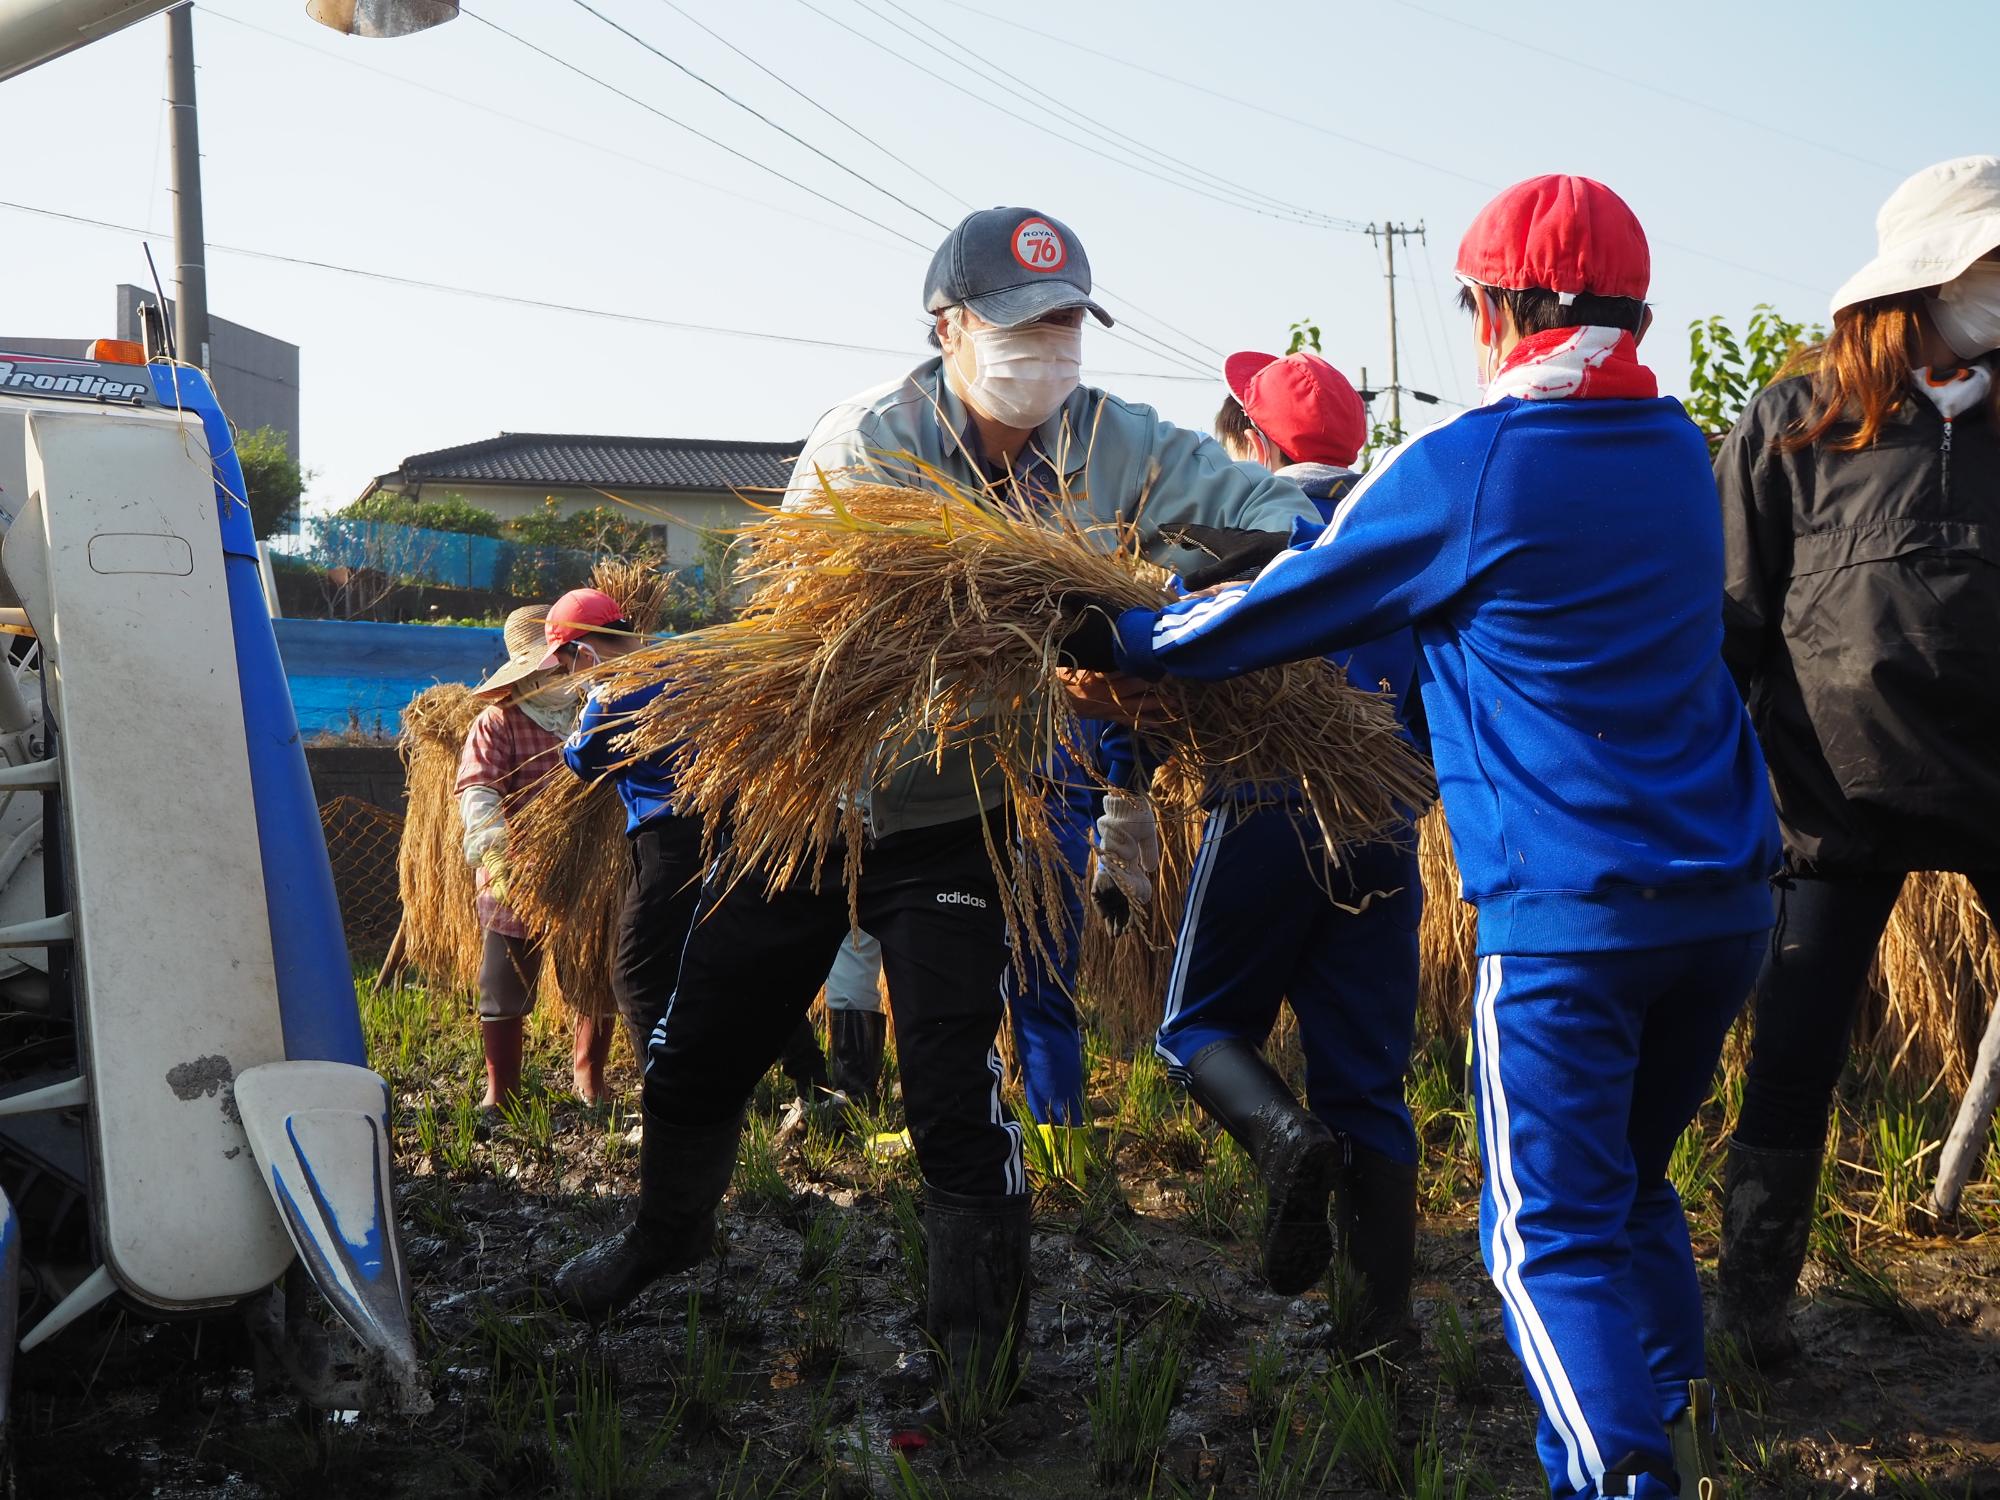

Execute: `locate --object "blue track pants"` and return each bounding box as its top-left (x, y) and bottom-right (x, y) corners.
top-left (1154, 801), bottom-right (1421, 1165)
top-left (1470, 936), bottom-right (1762, 1498)
top-left (1003, 735), bottom-right (1094, 1124)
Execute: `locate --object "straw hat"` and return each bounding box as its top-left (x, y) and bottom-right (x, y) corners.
top-left (1832, 155), bottom-right (2000, 316)
top-left (472, 605), bottom-right (552, 698)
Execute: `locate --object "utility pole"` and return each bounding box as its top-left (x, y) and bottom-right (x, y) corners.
top-left (1366, 220), bottom-right (1424, 440)
top-left (166, 3), bottom-right (208, 369)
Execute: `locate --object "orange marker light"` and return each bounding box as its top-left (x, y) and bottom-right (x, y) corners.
top-left (86, 339), bottom-right (146, 366)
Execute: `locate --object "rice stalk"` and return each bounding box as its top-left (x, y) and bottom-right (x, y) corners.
top-left (396, 682), bottom-right (487, 995)
top-left (594, 481), bottom-right (1435, 973)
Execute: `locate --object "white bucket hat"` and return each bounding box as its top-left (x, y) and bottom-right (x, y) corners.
top-left (1831, 155), bottom-right (2000, 317)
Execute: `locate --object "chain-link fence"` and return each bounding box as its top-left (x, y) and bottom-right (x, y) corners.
top-left (319, 795), bottom-right (405, 958)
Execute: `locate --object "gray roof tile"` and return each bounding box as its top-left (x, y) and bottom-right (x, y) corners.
top-left (396, 433), bottom-right (799, 493)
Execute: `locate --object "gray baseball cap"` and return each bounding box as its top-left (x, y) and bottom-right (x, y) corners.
top-left (923, 207), bottom-right (1114, 329)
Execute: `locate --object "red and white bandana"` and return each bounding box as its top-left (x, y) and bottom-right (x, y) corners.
top-left (1484, 326), bottom-right (1659, 405)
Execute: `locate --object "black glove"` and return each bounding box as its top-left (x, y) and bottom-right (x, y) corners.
top-left (1053, 598), bottom-right (1121, 672)
top-left (1162, 524), bottom-right (1290, 590)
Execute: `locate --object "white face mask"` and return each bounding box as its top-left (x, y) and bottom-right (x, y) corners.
top-left (518, 679), bottom-right (579, 736)
top-left (944, 310), bottom-right (1083, 429)
top-left (1928, 261), bottom-right (2000, 361)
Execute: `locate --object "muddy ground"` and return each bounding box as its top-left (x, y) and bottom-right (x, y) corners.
top-left (10, 974), bottom-right (1999, 1500)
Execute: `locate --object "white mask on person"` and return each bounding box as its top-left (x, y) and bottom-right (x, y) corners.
top-left (1928, 261), bottom-right (2000, 360)
top-left (518, 680), bottom-right (579, 736)
top-left (944, 308), bottom-right (1084, 428)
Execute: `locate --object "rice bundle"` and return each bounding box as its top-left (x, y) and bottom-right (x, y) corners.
top-left (396, 682), bottom-right (487, 992)
top-left (1416, 807), bottom-right (1479, 1040)
top-left (595, 481), bottom-right (1436, 969)
top-left (1864, 872), bottom-right (2000, 1095)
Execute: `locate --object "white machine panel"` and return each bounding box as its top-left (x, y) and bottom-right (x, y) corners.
top-left (13, 404), bottom-right (291, 1307)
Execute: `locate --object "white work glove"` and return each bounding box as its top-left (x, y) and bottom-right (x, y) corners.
top-left (1090, 791), bottom-right (1160, 936)
top-left (459, 784), bottom-right (507, 864)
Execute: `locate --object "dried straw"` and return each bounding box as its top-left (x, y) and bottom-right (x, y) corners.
top-left (396, 682), bottom-right (487, 994)
top-left (1416, 807), bottom-right (1478, 1040)
top-left (596, 481), bottom-right (1436, 969)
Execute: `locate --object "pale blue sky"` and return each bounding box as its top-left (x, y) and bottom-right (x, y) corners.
top-left (0, 0), bottom-right (1989, 509)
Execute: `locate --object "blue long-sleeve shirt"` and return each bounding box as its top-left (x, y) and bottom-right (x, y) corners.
top-left (562, 680), bottom-right (684, 835)
top-left (1114, 396), bottom-right (1779, 956)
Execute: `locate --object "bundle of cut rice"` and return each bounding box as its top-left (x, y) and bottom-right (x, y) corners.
top-left (1864, 872), bottom-right (2000, 1095)
top-left (1416, 807), bottom-right (1478, 1040)
top-left (395, 682), bottom-right (487, 994)
top-left (594, 481), bottom-right (1436, 971)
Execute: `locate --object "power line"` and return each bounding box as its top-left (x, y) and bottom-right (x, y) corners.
top-left (928, 0), bottom-right (1835, 300)
top-left (199, 3), bottom-right (917, 260)
top-left (1416, 235), bottom-right (1471, 406)
top-left (790, 0), bottom-right (1356, 234)
top-left (862, 0), bottom-right (1358, 231)
top-left (637, 0), bottom-right (1224, 371)
top-left (0, 196), bottom-right (1217, 383)
top-left (563, 0), bottom-right (948, 232)
top-left (480, 2), bottom-right (1216, 375)
top-left (647, 0), bottom-right (973, 213)
top-left (458, 7), bottom-right (935, 252)
top-left (1382, 0), bottom-right (1905, 177)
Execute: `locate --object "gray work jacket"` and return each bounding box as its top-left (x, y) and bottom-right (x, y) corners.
top-left (785, 358), bottom-right (1316, 838)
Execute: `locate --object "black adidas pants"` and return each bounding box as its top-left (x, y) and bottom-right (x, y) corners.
top-left (643, 809), bottom-right (1025, 1198)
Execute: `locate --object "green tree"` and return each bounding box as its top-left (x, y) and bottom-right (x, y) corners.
top-left (336, 490), bottom-right (504, 538)
top-left (1685, 304), bottom-right (1824, 441)
top-left (235, 425), bottom-right (308, 540)
top-left (1286, 317), bottom-right (1322, 355)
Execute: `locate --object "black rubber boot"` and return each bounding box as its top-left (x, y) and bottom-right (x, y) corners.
top-left (924, 1183), bottom-right (1032, 1413)
top-left (828, 1009), bottom-right (887, 1107)
top-left (1182, 1039), bottom-right (1340, 1295)
top-left (1332, 1141), bottom-right (1419, 1348)
top-left (1715, 1139), bottom-right (1820, 1367)
top-left (553, 1110), bottom-right (743, 1324)
top-left (778, 1016), bottom-right (830, 1098)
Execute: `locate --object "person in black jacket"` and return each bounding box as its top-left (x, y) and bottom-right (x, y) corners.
top-left (1715, 155), bottom-right (2000, 1365)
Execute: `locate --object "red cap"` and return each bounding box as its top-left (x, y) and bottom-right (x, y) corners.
top-left (536, 587), bottom-right (630, 667)
top-left (1223, 350), bottom-right (1367, 468)
top-left (1454, 174), bottom-right (1650, 303)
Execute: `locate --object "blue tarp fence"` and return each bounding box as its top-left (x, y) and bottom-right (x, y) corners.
top-left (275, 517), bottom-right (601, 596)
top-left (273, 617), bottom-right (507, 738)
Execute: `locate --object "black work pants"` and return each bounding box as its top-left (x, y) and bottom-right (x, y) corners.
top-left (644, 811), bottom-right (1022, 1198)
top-left (611, 816), bottom-right (708, 1058)
top-left (1735, 869), bottom-right (2000, 1152)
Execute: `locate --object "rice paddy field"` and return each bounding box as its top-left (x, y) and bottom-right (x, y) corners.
top-left (10, 947), bottom-right (1998, 1499)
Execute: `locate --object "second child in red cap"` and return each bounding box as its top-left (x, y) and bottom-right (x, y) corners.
top-left (1145, 348), bottom-right (1427, 1341)
top-left (1071, 176), bottom-right (1780, 1500)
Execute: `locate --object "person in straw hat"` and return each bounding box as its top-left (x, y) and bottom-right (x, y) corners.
top-left (551, 207), bottom-right (1320, 1414)
top-left (1066, 175), bottom-right (1781, 1499)
top-left (1143, 348), bottom-right (1426, 1342)
top-left (1713, 155), bottom-right (2000, 1368)
top-left (457, 593), bottom-right (629, 1117)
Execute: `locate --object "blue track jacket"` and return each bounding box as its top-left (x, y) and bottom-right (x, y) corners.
top-left (1114, 396), bottom-right (1779, 955)
top-left (563, 681), bottom-right (682, 834)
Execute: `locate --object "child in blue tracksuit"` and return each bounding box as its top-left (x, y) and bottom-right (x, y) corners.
top-left (1147, 351), bottom-right (1429, 1329)
top-left (1071, 178), bottom-right (1779, 1499)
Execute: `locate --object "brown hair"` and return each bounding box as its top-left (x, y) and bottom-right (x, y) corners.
top-left (1775, 294), bottom-right (1930, 453)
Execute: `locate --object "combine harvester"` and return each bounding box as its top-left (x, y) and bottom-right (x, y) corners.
top-left (0, 0), bottom-right (465, 1441)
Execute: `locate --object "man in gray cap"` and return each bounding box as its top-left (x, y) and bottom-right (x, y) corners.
top-left (553, 208), bottom-right (1312, 1418)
